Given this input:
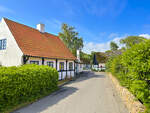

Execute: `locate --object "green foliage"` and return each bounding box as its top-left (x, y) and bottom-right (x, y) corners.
top-left (120, 36), bottom-right (146, 48)
top-left (0, 64), bottom-right (58, 112)
top-left (59, 23), bottom-right (83, 52)
top-left (96, 52), bottom-right (108, 63)
top-left (130, 80), bottom-right (150, 103)
top-left (106, 40), bottom-right (150, 112)
top-left (110, 41), bottom-right (119, 51)
top-left (91, 52), bottom-right (108, 64)
top-left (122, 40), bottom-right (150, 80)
top-left (80, 51), bottom-right (91, 64)
top-left (105, 57), bottom-right (113, 72)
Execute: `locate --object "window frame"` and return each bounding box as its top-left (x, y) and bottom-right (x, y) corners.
top-left (59, 62), bottom-right (65, 71)
top-left (47, 61), bottom-right (54, 67)
top-left (69, 62), bottom-right (73, 71)
top-left (30, 61), bottom-right (39, 65)
top-left (0, 39), bottom-right (7, 50)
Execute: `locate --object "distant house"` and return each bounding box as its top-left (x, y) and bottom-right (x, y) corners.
top-left (0, 17), bottom-right (81, 80)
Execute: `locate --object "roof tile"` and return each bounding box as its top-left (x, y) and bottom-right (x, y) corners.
top-left (4, 18), bottom-right (76, 60)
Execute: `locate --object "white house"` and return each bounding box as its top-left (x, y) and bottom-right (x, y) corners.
top-left (0, 17), bottom-right (81, 80)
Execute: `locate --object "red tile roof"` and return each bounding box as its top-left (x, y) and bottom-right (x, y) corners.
top-left (4, 18), bottom-right (76, 60)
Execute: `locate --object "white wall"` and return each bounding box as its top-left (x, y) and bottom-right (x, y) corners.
top-left (67, 61), bottom-right (74, 77)
top-left (57, 60), bottom-right (66, 80)
top-left (57, 60), bottom-right (75, 80)
top-left (98, 63), bottom-right (105, 67)
top-left (27, 57), bottom-right (75, 80)
top-left (0, 18), bottom-right (23, 66)
top-left (76, 63), bottom-right (83, 73)
top-left (0, 17), bottom-right (77, 79)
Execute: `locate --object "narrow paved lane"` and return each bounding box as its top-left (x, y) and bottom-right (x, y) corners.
top-left (14, 72), bottom-right (129, 113)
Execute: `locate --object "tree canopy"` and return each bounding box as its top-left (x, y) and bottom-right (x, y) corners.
top-left (80, 52), bottom-right (91, 64)
top-left (59, 23), bottom-right (84, 53)
top-left (120, 36), bottom-right (146, 48)
top-left (91, 52), bottom-right (108, 63)
top-left (110, 41), bottom-right (119, 51)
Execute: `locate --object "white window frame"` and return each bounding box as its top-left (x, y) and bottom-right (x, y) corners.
top-left (69, 62), bottom-right (73, 70)
top-left (0, 39), bottom-right (7, 50)
top-left (59, 62), bottom-right (65, 71)
top-left (47, 61), bottom-right (54, 67)
top-left (30, 61), bottom-right (39, 65)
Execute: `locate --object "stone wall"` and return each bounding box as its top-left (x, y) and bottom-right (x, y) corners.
top-left (108, 73), bottom-right (145, 113)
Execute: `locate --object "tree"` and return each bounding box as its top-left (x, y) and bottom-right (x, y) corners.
top-left (91, 52), bottom-right (108, 63)
top-left (80, 52), bottom-right (91, 64)
top-left (120, 36), bottom-right (146, 48)
top-left (105, 49), bottom-right (123, 57)
top-left (59, 23), bottom-right (84, 54)
top-left (110, 41), bottom-right (119, 51)
top-left (96, 52), bottom-right (108, 63)
top-left (73, 37), bottom-right (84, 50)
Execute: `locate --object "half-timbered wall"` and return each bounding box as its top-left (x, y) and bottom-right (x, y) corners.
top-left (27, 57), bottom-right (75, 80)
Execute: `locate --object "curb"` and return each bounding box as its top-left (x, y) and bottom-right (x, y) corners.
top-left (58, 80), bottom-right (72, 88)
top-left (107, 72), bottom-right (145, 113)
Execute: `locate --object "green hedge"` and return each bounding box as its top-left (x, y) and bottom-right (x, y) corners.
top-left (106, 40), bottom-right (150, 113)
top-left (0, 64), bottom-right (58, 112)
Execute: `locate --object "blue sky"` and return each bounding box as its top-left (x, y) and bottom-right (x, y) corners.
top-left (0, 0), bottom-right (150, 53)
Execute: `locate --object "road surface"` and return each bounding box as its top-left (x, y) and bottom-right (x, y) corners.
top-left (13, 72), bottom-right (129, 113)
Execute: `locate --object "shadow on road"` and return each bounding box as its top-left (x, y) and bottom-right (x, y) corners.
top-left (13, 86), bottom-right (78, 113)
top-left (13, 71), bottom-right (105, 113)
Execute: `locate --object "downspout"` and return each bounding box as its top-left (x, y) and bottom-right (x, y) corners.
top-left (23, 55), bottom-right (29, 65)
top-left (56, 59), bottom-right (58, 70)
top-left (74, 60), bottom-right (76, 79)
top-left (66, 60), bottom-right (68, 79)
top-left (42, 58), bottom-right (44, 65)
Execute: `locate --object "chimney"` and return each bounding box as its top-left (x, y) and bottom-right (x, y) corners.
top-left (37, 23), bottom-right (45, 33)
top-left (77, 49), bottom-right (80, 62)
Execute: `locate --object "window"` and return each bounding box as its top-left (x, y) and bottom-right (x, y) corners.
top-left (59, 62), bottom-right (64, 70)
top-left (0, 39), bottom-right (7, 50)
top-left (69, 62), bottom-right (73, 70)
top-left (30, 61), bottom-right (39, 65)
top-left (47, 61), bottom-right (54, 67)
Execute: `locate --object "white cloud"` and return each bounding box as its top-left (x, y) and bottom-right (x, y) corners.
top-left (83, 33), bottom-right (150, 54)
top-left (83, 42), bottom-right (110, 54)
top-left (0, 5), bottom-right (14, 14)
top-left (83, 35), bottom-right (126, 54)
top-left (139, 34), bottom-right (150, 39)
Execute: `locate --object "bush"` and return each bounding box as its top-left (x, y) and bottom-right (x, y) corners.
top-left (0, 64), bottom-right (58, 112)
top-left (130, 80), bottom-right (150, 103)
top-left (106, 40), bottom-right (150, 112)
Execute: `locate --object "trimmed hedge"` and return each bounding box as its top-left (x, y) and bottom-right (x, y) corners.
top-left (0, 64), bottom-right (58, 112)
top-left (106, 40), bottom-right (150, 113)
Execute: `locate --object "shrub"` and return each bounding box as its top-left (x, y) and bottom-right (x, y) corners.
top-left (130, 80), bottom-right (150, 103)
top-left (122, 41), bottom-right (150, 81)
top-left (0, 64), bottom-right (58, 112)
top-left (106, 40), bottom-right (150, 112)
top-left (105, 57), bottom-right (113, 72)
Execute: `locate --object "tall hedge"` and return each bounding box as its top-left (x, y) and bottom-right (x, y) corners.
top-left (0, 64), bottom-right (58, 112)
top-left (106, 40), bottom-right (150, 112)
